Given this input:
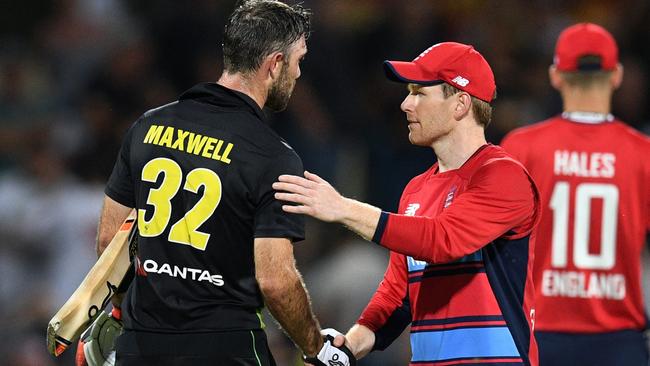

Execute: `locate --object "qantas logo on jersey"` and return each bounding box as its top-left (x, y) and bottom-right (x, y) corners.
top-left (541, 269), bottom-right (625, 300)
top-left (141, 259), bottom-right (225, 287)
top-left (554, 150), bottom-right (616, 178)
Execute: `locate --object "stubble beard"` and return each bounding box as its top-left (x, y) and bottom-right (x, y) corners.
top-left (266, 65), bottom-right (294, 112)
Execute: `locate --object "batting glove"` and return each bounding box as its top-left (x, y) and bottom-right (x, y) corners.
top-left (303, 328), bottom-right (357, 366)
top-left (75, 307), bottom-right (122, 366)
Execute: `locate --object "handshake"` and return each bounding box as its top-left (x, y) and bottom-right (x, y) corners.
top-left (303, 328), bottom-right (357, 366)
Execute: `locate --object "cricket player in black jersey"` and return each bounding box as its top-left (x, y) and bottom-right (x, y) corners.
top-left (88, 1), bottom-right (355, 365)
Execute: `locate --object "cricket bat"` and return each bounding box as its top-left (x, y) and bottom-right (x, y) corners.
top-left (46, 210), bottom-right (137, 357)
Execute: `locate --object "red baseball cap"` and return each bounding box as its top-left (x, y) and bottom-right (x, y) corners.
top-left (383, 42), bottom-right (496, 103)
top-left (554, 23), bottom-right (618, 71)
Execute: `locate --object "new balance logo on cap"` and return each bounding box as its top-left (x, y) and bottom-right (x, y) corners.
top-left (452, 75), bottom-right (470, 87)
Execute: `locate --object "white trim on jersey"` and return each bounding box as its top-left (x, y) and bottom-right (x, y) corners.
top-left (562, 111), bottom-right (614, 124)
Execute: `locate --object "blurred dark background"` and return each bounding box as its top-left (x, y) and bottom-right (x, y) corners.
top-left (1, 0), bottom-right (649, 365)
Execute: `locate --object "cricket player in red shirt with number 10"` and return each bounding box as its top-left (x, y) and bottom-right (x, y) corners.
top-left (275, 42), bottom-right (541, 366)
top-left (502, 23), bottom-right (650, 366)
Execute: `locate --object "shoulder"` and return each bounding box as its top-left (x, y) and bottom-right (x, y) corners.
top-left (258, 141), bottom-right (304, 180)
top-left (610, 120), bottom-right (650, 145)
top-left (471, 146), bottom-right (530, 183)
top-left (468, 147), bottom-right (539, 212)
top-left (501, 117), bottom-right (561, 147)
top-left (143, 101), bottom-right (180, 118)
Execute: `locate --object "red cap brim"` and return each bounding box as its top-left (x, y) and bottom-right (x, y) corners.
top-left (383, 61), bottom-right (443, 85)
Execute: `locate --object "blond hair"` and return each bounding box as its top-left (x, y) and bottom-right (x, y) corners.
top-left (441, 83), bottom-right (494, 127)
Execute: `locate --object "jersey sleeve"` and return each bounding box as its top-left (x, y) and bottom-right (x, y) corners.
top-left (254, 150), bottom-right (305, 242)
top-left (374, 159), bottom-right (539, 264)
top-left (357, 251), bottom-right (411, 351)
top-left (105, 121), bottom-right (139, 208)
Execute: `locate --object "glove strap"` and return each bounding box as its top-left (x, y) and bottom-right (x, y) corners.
top-left (302, 355), bottom-right (324, 366)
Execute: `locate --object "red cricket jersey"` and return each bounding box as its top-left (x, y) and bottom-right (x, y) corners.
top-left (359, 145), bottom-right (540, 365)
top-left (502, 115), bottom-right (650, 333)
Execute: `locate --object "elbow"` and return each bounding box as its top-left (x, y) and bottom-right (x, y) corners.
top-left (96, 233), bottom-right (113, 257)
top-left (257, 272), bottom-right (301, 302)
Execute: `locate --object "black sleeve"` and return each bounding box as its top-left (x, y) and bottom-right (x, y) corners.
top-left (372, 296), bottom-right (412, 351)
top-left (105, 121), bottom-right (138, 207)
top-left (253, 150), bottom-right (305, 242)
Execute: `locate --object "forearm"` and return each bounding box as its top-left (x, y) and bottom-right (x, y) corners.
top-left (262, 273), bottom-right (322, 357)
top-left (345, 324), bottom-right (376, 359)
top-left (338, 198), bottom-right (382, 241)
top-left (96, 196), bottom-right (133, 257)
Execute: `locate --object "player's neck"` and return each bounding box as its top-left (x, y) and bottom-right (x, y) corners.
top-left (217, 72), bottom-right (267, 109)
top-left (561, 87), bottom-right (612, 114)
top-left (433, 125), bottom-right (487, 173)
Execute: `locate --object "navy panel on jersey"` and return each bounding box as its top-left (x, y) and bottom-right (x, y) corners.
top-left (483, 235), bottom-right (531, 365)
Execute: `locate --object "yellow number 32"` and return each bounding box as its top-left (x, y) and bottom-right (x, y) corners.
top-left (138, 157), bottom-right (222, 251)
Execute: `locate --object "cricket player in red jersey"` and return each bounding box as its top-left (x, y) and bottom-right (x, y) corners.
top-left (274, 42), bottom-right (541, 365)
top-left (501, 23), bottom-right (650, 366)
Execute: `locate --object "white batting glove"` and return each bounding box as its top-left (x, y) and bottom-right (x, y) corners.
top-left (303, 328), bottom-right (356, 366)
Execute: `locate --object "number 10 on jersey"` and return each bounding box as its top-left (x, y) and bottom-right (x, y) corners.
top-left (139, 157), bottom-right (222, 251)
top-left (549, 182), bottom-right (619, 270)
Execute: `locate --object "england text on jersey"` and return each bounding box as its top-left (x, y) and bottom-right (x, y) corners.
top-left (541, 269), bottom-right (625, 300)
top-left (143, 124), bottom-right (234, 164)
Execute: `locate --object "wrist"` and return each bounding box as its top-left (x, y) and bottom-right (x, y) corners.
top-left (304, 329), bottom-right (322, 358)
top-left (346, 324), bottom-right (375, 359)
top-left (338, 197), bottom-right (354, 223)
top-left (339, 199), bottom-right (382, 241)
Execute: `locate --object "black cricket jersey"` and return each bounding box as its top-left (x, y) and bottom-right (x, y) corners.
top-left (105, 82), bottom-right (305, 333)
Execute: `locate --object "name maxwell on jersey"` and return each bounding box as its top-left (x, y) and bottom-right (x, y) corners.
top-left (143, 124), bottom-right (234, 164)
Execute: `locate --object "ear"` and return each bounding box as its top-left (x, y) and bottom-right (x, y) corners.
top-left (611, 63), bottom-right (623, 90)
top-left (548, 65), bottom-right (562, 91)
top-left (453, 92), bottom-right (472, 120)
top-left (265, 51), bottom-right (285, 82)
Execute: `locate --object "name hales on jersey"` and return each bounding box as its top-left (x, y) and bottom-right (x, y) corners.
top-left (541, 269), bottom-right (625, 300)
top-left (143, 124), bottom-right (234, 164)
top-left (142, 258), bottom-right (225, 287)
top-left (554, 150), bottom-right (616, 178)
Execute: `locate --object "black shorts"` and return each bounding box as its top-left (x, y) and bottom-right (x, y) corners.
top-left (115, 329), bottom-right (276, 366)
top-left (536, 329), bottom-right (649, 366)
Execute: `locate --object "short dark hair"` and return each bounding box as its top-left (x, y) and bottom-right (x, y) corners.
top-left (441, 83), bottom-right (494, 127)
top-left (223, 0), bottom-right (311, 74)
top-left (559, 55), bottom-right (613, 88)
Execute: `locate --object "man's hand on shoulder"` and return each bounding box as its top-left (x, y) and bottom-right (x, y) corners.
top-left (273, 171), bottom-right (348, 223)
top-left (273, 171), bottom-right (382, 241)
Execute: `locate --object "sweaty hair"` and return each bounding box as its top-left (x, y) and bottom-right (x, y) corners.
top-left (442, 83), bottom-right (494, 127)
top-left (223, 0), bottom-right (311, 74)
